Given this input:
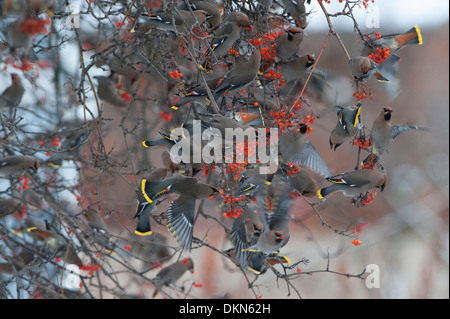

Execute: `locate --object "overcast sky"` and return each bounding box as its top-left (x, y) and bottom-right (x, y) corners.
top-left (305, 0), bottom-right (449, 32)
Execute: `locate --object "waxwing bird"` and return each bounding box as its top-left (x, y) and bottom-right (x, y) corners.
top-left (95, 76), bottom-right (130, 107)
top-left (0, 197), bottom-right (21, 219)
top-left (134, 168), bottom-right (169, 236)
top-left (165, 177), bottom-right (219, 251)
top-left (0, 250), bottom-right (34, 275)
top-left (211, 46), bottom-right (261, 102)
top-left (275, 27), bottom-right (304, 62)
top-left (200, 11), bottom-right (251, 70)
top-left (0, 155), bottom-right (39, 177)
top-left (84, 206), bottom-right (109, 234)
top-left (142, 128), bottom-right (203, 176)
top-left (361, 26), bottom-right (422, 101)
top-left (177, 0), bottom-right (221, 29)
top-left (6, 16), bottom-right (32, 54)
top-left (329, 104), bottom-right (363, 151)
top-left (152, 257), bottom-right (194, 298)
top-left (0, 73), bottom-right (25, 112)
top-left (366, 107), bottom-right (429, 161)
top-left (243, 183), bottom-right (293, 259)
top-left (257, 0), bottom-right (273, 13)
top-left (139, 9), bottom-right (210, 34)
top-left (285, 167), bottom-right (318, 197)
top-left (361, 25), bottom-right (422, 57)
top-left (280, 54), bottom-right (315, 82)
top-left (197, 113), bottom-right (255, 138)
top-left (224, 247), bottom-right (290, 275)
top-left (281, 0), bottom-right (308, 28)
top-left (171, 75), bottom-right (223, 110)
top-left (235, 165), bottom-right (273, 196)
top-left (317, 168), bottom-right (386, 199)
top-left (349, 56), bottom-right (389, 83)
top-left (229, 206), bottom-right (264, 267)
top-left (278, 123), bottom-right (331, 177)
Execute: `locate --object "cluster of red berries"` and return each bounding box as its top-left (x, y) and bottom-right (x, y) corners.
top-left (227, 47), bottom-right (239, 56)
top-left (351, 239), bottom-right (362, 246)
top-left (17, 176), bottom-right (30, 191)
top-left (159, 110), bottom-right (173, 121)
top-left (368, 47), bottom-right (392, 65)
top-left (270, 109), bottom-right (295, 131)
top-left (202, 164), bottom-right (216, 178)
top-left (352, 135), bottom-right (372, 149)
top-left (222, 193), bottom-right (246, 219)
top-left (20, 16), bottom-right (51, 35)
top-left (286, 163), bottom-right (301, 177)
top-left (352, 192), bottom-right (376, 207)
top-left (169, 69), bottom-right (183, 79)
top-left (79, 264), bottom-right (101, 275)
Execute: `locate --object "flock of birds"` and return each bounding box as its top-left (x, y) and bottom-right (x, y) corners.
top-left (0, 0), bottom-right (430, 296)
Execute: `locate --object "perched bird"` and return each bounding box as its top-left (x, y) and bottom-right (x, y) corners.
top-left (200, 12), bottom-right (251, 70)
top-left (275, 27), bottom-right (304, 62)
top-left (142, 128), bottom-right (204, 176)
top-left (211, 46), bottom-right (261, 102)
top-left (329, 104), bottom-right (363, 151)
top-left (6, 16), bottom-right (32, 54)
top-left (171, 75), bottom-right (223, 110)
top-left (0, 250), bottom-right (34, 274)
top-left (95, 76), bottom-right (130, 107)
top-left (235, 165), bottom-right (272, 196)
top-left (152, 257), bottom-right (194, 298)
top-left (361, 26), bottom-right (423, 101)
top-left (366, 107), bottom-right (429, 162)
top-left (197, 113), bottom-right (256, 138)
top-left (281, 0), bottom-right (308, 28)
top-left (177, 0), bottom-right (221, 29)
top-left (84, 206), bottom-right (112, 251)
top-left (0, 73), bottom-right (25, 112)
top-left (285, 167), bottom-right (317, 197)
top-left (139, 9), bottom-right (210, 34)
top-left (256, 0), bottom-right (274, 13)
top-left (134, 168), bottom-right (169, 236)
top-left (0, 197), bottom-right (21, 219)
top-left (348, 56), bottom-right (389, 83)
top-left (0, 155), bottom-right (39, 177)
top-left (317, 168), bottom-right (386, 199)
top-left (278, 123), bottom-right (331, 177)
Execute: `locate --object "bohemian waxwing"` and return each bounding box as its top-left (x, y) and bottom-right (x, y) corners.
top-left (165, 176), bottom-right (219, 251)
top-left (243, 183), bottom-right (293, 256)
top-left (139, 9), bottom-right (210, 34)
top-left (317, 168), bottom-right (387, 199)
top-left (361, 26), bottom-right (422, 101)
top-left (329, 104), bottom-right (363, 151)
top-left (0, 250), bottom-right (34, 274)
top-left (275, 27), bottom-right (304, 62)
top-left (177, 0), bottom-right (221, 30)
top-left (0, 155), bottom-right (39, 177)
top-left (278, 123), bottom-right (331, 177)
top-left (349, 56), bottom-right (389, 83)
top-left (211, 45), bottom-right (261, 102)
top-left (366, 107), bottom-right (429, 161)
top-left (134, 168), bottom-right (169, 236)
top-left (0, 197), bottom-right (21, 219)
top-left (281, 0), bottom-right (309, 28)
top-left (285, 166), bottom-right (318, 197)
top-left (200, 11), bottom-right (251, 70)
top-left (229, 206), bottom-right (264, 267)
top-left (280, 54), bottom-right (315, 82)
top-left (151, 257), bottom-right (194, 298)
top-left (94, 76), bottom-right (130, 107)
top-left (0, 73), bottom-right (25, 112)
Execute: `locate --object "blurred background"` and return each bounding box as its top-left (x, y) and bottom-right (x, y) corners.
top-left (0, 0), bottom-right (448, 299)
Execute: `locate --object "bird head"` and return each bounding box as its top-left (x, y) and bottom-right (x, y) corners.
top-left (383, 107), bottom-right (393, 121)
